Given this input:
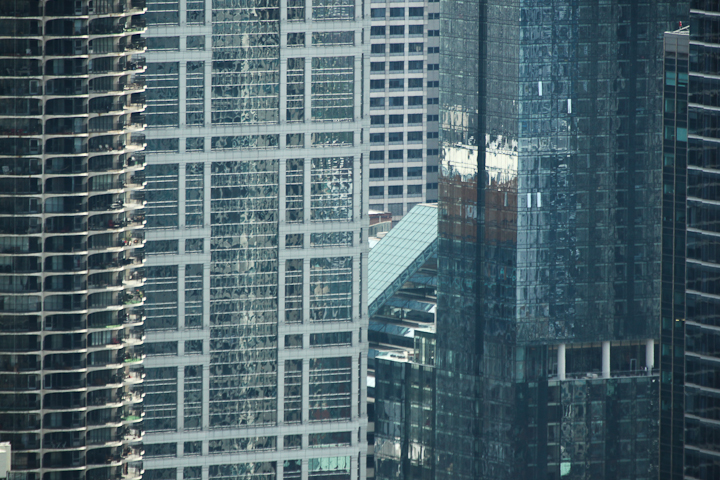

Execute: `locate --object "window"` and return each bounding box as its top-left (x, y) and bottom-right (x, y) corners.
top-left (389, 150), bottom-right (403, 160)
top-left (427, 114), bottom-right (439, 121)
top-left (389, 78), bottom-right (404, 89)
top-left (287, 32), bottom-right (305, 46)
top-left (371, 26), bottom-right (386, 36)
top-left (428, 63), bottom-right (439, 71)
top-left (370, 79), bottom-right (385, 90)
top-left (408, 113), bottom-right (423, 124)
top-left (428, 12), bottom-right (439, 19)
top-left (371, 115), bottom-right (385, 125)
top-left (428, 46), bottom-right (439, 54)
top-left (427, 148), bottom-right (439, 155)
top-left (427, 81), bottom-right (439, 88)
top-left (146, 342), bottom-right (178, 356)
top-left (409, 25), bottom-right (423, 35)
top-left (408, 185), bottom-right (423, 196)
top-left (147, 37), bottom-right (180, 51)
top-left (389, 25), bottom-right (404, 35)
top-left (409, 7), bottom-right (424, 17)
top-left (409, 43), bottom-right (423, 53)
top-left (389, 7), bottom-right (404, 17)
top-left (388, 203), bottom-right (403, 216)
top-left (389, 61), bottom-right (404, 71)
top-left (389, 97), bottom-right (404, 107)
top-left (370, 133), bottom-right (385, 143)
top-left (408, 149), bottom-right (423, 159)
top-left (408, 131), bottom-right (422, 142)
top-left (388, 185), bottom-right (403, 196)
top-left (388, 168), bottom-right (403, 178)
top-left (427, 165), bottom-right (439, 173)
top-left (389, 115), bottom-right (403, 124)
top-left (428, 29), bottom-right (440, 36)
top-left (370, 186), bottom-right (384, 197)
top-left (285, 334), bottom-right (303, 348)
top-left (370, 151), bottom-right (385, 161)
top-left (371, 8), bottom-right (385, 17)
top-left (286, 234), bottom-right (303, 248)
top-left (427, 131), bottom-right (439, 138)
top-left (186, 36), bottom-right (204, 50)
top-left (427, 97), bottom-right (439, 104)
top-left (426, 182), bottom-right (438, 189)
top-left (370, 168), bottom-right (384, 179)
top-left (370, 97), bottom-right (385, 108)
top-left (184, 442), bottom-right (202, 456)
top-left (408, 96), bottom-right (423, 106)
top-left (185, 340), bottom-right (202, 354)
top-left (388, 132), bottom-right (403, 142)
top-left (408, 61), bottom-right (423, 71)
top-left (185, 238), bottom-right (203, 252)
top-left (371, 44), bottom-right (385, 54)
top-left (407, 167), bottom-right (423, 177)
top-left (409, 78), bottom-right (423, 89)
top-left (310, 332), bottom-right (352, 347)
top-left (389, 43), bottom-right (404, 54)
top-left (371, 62), bottom-right (385, 72)
top-left (146, 443), bottom-right (177, 458)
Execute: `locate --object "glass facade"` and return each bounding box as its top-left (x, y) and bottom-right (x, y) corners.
top-left (141, 0), bottom-right (369, 477)
top-left (436, 1), bottom-right (687, 479)
top-left (682, 4), bottom-right (720, 478)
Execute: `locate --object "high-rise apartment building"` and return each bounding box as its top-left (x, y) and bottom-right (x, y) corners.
top-left (660, 5), bottom-right (720, 478)
top-left (435, 1), bottom-right (687, 479)
top-left (0, 1), bottom-right (147, 479)
top-left (139, 1), bottom-right (369, 479)
top-left (368, 0), bottom-right (439, 221)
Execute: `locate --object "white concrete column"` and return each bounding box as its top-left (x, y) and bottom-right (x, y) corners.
top-left (602, 341), bottom-right (611, 379)
top-left (557, 344), bottom-right (566, 381)
top-left (646, 339), bottom-right (655, 374)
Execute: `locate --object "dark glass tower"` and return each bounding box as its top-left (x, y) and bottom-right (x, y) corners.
top-left (659, 27), bottom-right (689, 480)
top-left (682, 3), bottom-right (720, 478)
top-left (437, 1), bottom-right (687, 479)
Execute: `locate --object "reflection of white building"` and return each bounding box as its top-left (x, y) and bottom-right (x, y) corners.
top-left (140, 0), bottom-right (370, 478)
top-left (368, 1), bottom-right (440, 221)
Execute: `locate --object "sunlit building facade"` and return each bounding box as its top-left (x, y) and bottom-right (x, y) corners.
top-left (140, 0), bottom-right (369, 479)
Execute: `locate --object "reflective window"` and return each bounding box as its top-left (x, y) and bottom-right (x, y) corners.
top-left (185, 365), bottom-right (203, 429)
top-left (310, 257), bottom-right (352, 321)
top-left (310, 231), bottom-right (353, 247)
top-left (309, 357), bottom-right (352, 420)
top-left (145, 367), bottom-right (178, 431)
top-left (146, 0), bottom-right (179, 25)
top-left (185, 264), bottom-right (203, 328)
top-left (186, 61), bottom-right (205, 126)
top-left (312, 31), bottom-right (354, 45)
top-left (145, 62), bottom-right (180, 127)
top-left (286, 58), bottom-right (305, 122)
top-left (286, 158), bottom-right (304, 222)
top-left (145, 163), bottom-right (179, 228)
top-left (185, 163), bottom-right (204, 226)
top-left (311, 157), bottom-right (353, 221)
top-left (311, 56), bottom-right (354, 121)
top-left (284, 360), bottom-right (302, 423)
top-left (145, 265), bottom-right (178, 330)
top-left (187, 0), bottom-right (204, 24)
top-left (312, 0), bottom-right (353, 20)
top-left (285, 259), bottom-right (303, 323)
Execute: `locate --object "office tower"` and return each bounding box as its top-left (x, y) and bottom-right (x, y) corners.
top-left (368, 0), bottom-right (440, 221)
top-left (139, 1), bottom-right (369, 479)
top-left (0, 0), bottom-right (147, 479)
top-left (659, 5), bottom-right (720, 479)
top-left (365, 204), bottom-right (437, 479)
top-left (659, 27), bottom-right (688, 480)
top-left (436, 1), bottom-right (686, 479)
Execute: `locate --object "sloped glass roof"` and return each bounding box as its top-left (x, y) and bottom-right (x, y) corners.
top-left (367, 204), bottom-right (438, 316)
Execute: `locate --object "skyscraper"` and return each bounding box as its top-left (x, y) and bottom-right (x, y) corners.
top-left (368, 0), bottom-right (440, 221)
top-left (0, 1), bottom-right (147, 479)
top-left (660, 4), bottom-right (720, 478)
top-left (659, 26), bottom-right (688, 480)
top-left (437, 1), bottom-right (686, 479)
top-left (139, 1), bottom-right (369, 479)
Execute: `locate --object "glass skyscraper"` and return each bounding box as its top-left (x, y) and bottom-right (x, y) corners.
top-left (0, 1), bottom-right (147, 479)
top-left (435, 1), bottom-right (687, 479)
top-left (659, 3), bottom-right (720, 479)
top-left (139, 1), bottom-right (369, 479)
